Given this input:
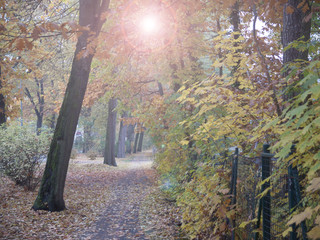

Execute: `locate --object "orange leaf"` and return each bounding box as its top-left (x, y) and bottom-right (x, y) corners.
top-left (24, 39), bottom-right (33, 50)
top-left (0, 23), bottom-right (7, 32)
top-left (302, 3), bottom-right (310, 13)
top-left (31, 27), bottom-right (41, 40)
top-left (297, 0), bottom-right (306, 9)
top-left (46, 22), bottom-right (60, 31)
top-left (286, 5), bottom-right (295, 14)
top-left (61, 28), bottom-right (68, 39)
top-left (15, 38), bottom-right (25, 50)
top-left (68, 21), bottom-right (78, 31)
top-left (18, 23), bottom-right (27, 33)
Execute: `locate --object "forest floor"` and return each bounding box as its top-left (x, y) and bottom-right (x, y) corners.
top-left (0, 150), bottom-right (183, 239)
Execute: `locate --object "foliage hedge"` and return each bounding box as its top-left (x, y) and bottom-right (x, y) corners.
top-left (0, 124), bottom-right (51, 191)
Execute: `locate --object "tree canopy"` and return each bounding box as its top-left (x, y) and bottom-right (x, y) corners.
top-left (1, 0), bottom-right (320, 238)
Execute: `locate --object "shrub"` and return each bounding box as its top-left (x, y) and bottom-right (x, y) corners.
top-left (70, 148), bottom-right (78, 159)
top-left (86, 149), bottom-right (98, 160)
top-left (0, 124), bottom-right (51, 191)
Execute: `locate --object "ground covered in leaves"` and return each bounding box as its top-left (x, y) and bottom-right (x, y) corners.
top-left (0, 151), bottom-right (183, 239)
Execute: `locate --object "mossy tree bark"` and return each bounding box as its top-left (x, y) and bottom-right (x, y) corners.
top-left (104, 98), bottom-right (117, 166)
top-left (117, 111), bottom-right (127, 158)
top-left (32, 0), bottom-right (110, 212)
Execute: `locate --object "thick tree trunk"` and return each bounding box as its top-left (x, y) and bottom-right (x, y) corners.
top-left (32, 0), bottom-right (109, 212)
top-left (117, 111), bottom-right (128, 158)
top-left (283, 0), bottom-right (311, 65)
top-left (133, 132), bottom-right (140, 154)
top-left (282, 0), bottom-right (311, 101)
top-left (104, 98), bottom-right (118, 166)
top-left (0, 67), bottom-right (6, 125)
top-left (137, 129), bottom-right (144, 152)
top-left (126, 123), bottom-right (135, 154)
top-left (282, 2), bottom-right (311, 238)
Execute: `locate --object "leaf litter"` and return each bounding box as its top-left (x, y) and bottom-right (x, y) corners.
top-left (0, 151), bottom-right (183, 239)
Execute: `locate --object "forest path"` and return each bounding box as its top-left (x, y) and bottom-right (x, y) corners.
top-left (79, 151), bottom-right (156, 240)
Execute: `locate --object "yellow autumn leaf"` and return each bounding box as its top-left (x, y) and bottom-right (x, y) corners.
top-left (238, 218), bottom-right (257, 229)
top-left (288, 206), bottom-right (320, 226)
top-left (180, 140), bottom-right (189, 145)
top-left (308, 226), bottom-right (320, 240)
top-left (282, 227), bottom-right (292, 237)
top-left (307, 177), bottom-right (320, 192)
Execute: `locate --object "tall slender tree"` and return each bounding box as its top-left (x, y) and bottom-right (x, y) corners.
top-left (25, 77), bottom-right (45, 134)
top-left (104, 97), bottom-right (118, 166)
top-left (133, 130), bottom-right (140, 154)
top-left (117, 111), bottom-right (128, 158)
top-left (0, 67), bottom-right (5, 125)
top-left (126, 123), bottom-right (135, 154)
top-left (137, 126), bottom-right (144, 152)
top-left (32, 0), bottom-right (110, 212)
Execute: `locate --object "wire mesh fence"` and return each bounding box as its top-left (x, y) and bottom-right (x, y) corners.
top-left (228, 144), bottom-right (307, 240)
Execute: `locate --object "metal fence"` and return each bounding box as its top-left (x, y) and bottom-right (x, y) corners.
top-left (229, 144), bottom-right (308, 240)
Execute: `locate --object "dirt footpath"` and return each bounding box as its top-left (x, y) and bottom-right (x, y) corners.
top-left (79, 152), bottom-right (155, 240)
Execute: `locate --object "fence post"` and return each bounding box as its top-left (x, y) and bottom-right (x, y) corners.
top-left (261, 144), bottom-right (272, 240)
top-left (231, 148), bottom-right (239, 240)
top-left (288, 145), bottom-right (308, 240)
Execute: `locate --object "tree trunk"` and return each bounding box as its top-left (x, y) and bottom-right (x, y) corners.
top-left (25, 85), bottom-right (44, 135)
top-left (37, 78), bottom-right (45, 134)
top-left (157, 81), bottom-right (164, 96)
top-left (133, 132), bottom-right (140, 154)
top-left (83, 124), bottom-right (93, 153)
top-left (0, 89), bottom-right (5, 125)
top-left (36, 114), bottom-right (43, 133)
top-left (283, 0), bottom-right (311, 65)
top-left (137, 128), bottom-right (144, 152)
top-left (104, 98), bottom-right (118, 166)
top-left (282, 0), bottom-right (311, 101)
top-left (0, 68), bottom-right (5, 125)
top-left (117, 111), bottom-right (128, 158)
top-left (126, 123), bottom-right (135, 154)
top-left (82, 107), bottom-right (93, 153)
top-left (49, 113), bottom-right (56, 130)
top-left (0, 86), bottom-right (7, 126)
top-left (32, 0), bottom-right (109, 212)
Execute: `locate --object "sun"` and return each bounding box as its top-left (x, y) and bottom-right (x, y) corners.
top-left (139, 15), bottom-right (159, 35)
top-left (121, 0), bottom-right (177, 52)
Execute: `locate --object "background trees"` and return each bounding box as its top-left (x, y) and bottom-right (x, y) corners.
top-left (1, 0), bottom-right (320, 238)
